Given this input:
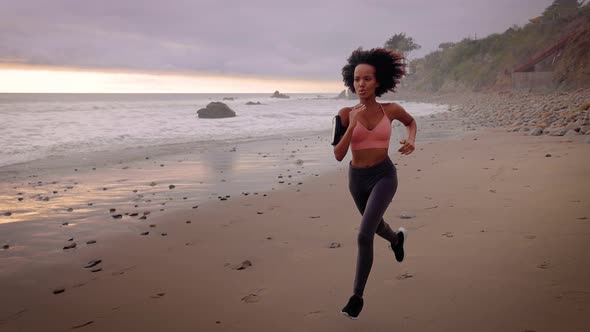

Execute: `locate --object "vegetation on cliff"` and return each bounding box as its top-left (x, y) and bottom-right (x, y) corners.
top-left (404, 1), bottom-right (590, 92)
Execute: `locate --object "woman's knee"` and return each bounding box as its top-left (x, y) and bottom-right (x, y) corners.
top-left (357, 232), bottom-right (374, 248)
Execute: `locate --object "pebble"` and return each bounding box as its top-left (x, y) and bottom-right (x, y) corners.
top-left (234, 260), bottom-right (253, 270)
top-left (84, 259), bottom-right (102, 268)
top-left (400, 212), bottom-right (416, 219)
top-left (63, 243), bottom-right (77, 250)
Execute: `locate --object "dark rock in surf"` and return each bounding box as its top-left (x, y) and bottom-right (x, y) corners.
top-left (197, 102), bottom-right (236, 119)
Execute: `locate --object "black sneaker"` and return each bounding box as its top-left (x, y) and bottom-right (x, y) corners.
top-left (341, 295), bottom-right (363, 319)
top-left (391, 227), bottom-right (407, 262)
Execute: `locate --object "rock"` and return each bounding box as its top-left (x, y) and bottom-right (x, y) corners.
top-left (53, 288), bottom-right (65, 294)
top-left (270, 90), bottom-right (290, 99)
top-left (584, 136), bottom-right (590, 144)
top-left (140, 231), bottom-right (149, 235)
top-left (245, 101), bottom-right (263, 105)
top-left (84, 259), bottom-right (102, 268)
top-left (169, 184), bottom-right (176, 189)
top-left (197, 102), bottom-right (236, 118)
top-left (546, 154), bottom-right (552, 157)
top-left (564, 130), bottom-right (579, 136)
top-left (400, 212), bottom-right (416, 219)
top-left (233, 260), bottom-right (253, 270)
top-left (112, 214), bottom-right (123, 219)
top-left (222, 97), bottom-right (235, 101)
top-left (530, 128), bottom-right (544, 136)
top-left (550, 128), bottom-right (567, 136)
top-left (86, 240), bottom-right (97, 245)
top-left (2, 244), bottom-right (9, 250)
top-left (3, 212), bottom-right (12, 216)
top-left (63, 243), bottom-right (77, 250)
top-left (241, 294), bottom-right (259, 303)
top-left (329, 242), bottom-right (341, 248)
top-left (335, 88), bottom-right (356, 100)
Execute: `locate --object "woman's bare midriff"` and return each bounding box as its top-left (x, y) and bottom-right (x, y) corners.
top-left (351, 148), bottom-right (389, 168)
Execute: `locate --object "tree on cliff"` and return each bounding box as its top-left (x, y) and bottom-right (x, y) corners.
top-left (384, 33), bottom-right (421, 58)
top-left (542, 0), bottom-right (585, 21)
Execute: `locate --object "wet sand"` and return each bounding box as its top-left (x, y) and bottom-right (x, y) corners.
top-left (1, 115), bottom-right (590, 331)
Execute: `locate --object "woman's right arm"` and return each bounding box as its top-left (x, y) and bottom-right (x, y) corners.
top-left (333, 107), bottom-right (358, 161)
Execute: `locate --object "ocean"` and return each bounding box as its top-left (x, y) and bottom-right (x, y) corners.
top-left (0, 93), bottom-right (449, 168)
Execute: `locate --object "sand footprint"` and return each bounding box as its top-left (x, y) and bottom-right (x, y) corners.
top-left (303, 310), bottom-right (325, 321)
top-left (396, 273), bottom-right (414, 280)
top-left (241, 288), bottom-right (265, 304)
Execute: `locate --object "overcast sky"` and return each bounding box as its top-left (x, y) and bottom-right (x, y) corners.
top-left (0, 0), bottom-right (554, 82)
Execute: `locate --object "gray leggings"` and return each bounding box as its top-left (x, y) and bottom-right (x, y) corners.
top-left (348, 157), bottom-right (398, 297)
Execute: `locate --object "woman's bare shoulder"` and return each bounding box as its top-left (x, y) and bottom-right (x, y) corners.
top-left (381, 102), bottom-right (403, 120)
top-left (338, 107), bottom-right (353, 118)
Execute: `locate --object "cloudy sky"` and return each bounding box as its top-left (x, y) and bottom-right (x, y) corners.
top-left (0, 0), bottom-right (554, 92)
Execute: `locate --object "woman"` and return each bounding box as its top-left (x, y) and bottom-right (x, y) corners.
top-left (333, 47), bottom-right (417, 319)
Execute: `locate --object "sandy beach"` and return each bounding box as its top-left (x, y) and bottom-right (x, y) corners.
top-left (1, 106), bottom-right (590, 331)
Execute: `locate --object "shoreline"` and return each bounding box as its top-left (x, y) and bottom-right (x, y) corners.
top-left (0, 112), bottom-right (467, 273)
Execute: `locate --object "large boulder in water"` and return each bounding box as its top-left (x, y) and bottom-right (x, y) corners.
top-left (271, 90), bottom-right (290, 99)
top-left (335, 88), bottom-right (356, 100)
top-left (197, 102), bottom-right (236, 118)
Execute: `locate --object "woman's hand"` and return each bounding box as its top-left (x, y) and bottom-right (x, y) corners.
top-left (398, 139), bottom-right (415, 155)
top-left (348, 104), bottom-right (366, 129)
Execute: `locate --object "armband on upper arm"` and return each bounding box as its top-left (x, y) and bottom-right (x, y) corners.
top-left (331, 115), bottom-right (347, 146)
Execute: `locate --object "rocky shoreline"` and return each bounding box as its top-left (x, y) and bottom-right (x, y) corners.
top-left (393, 88), bottom-right (590, 140)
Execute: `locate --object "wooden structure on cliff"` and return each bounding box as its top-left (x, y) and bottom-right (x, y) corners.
top-left (512, 31), bottom-right (579, 91)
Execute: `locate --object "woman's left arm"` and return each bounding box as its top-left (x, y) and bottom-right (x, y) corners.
top-left (388, 103), bottom-right (417, 155)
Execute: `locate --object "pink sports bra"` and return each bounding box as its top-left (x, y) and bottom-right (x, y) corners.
top-left (350, 103), bottom-right (392, 151)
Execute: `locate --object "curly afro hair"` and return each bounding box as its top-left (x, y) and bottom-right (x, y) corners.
top-left (341, 47), bottom-right (406, 97)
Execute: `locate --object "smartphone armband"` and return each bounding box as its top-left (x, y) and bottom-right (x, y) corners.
top-left (331, 115), bottom-right (347, 146)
